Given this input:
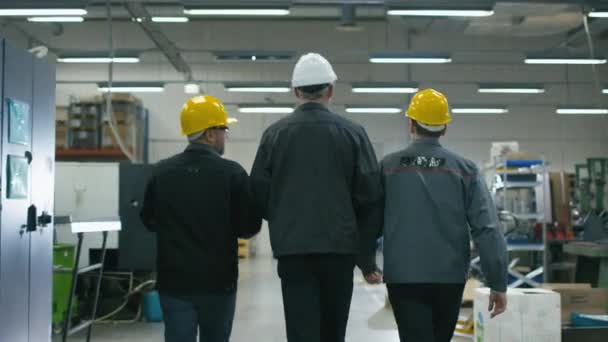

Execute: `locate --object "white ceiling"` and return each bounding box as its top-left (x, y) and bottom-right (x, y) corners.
top-left (1, 1), bottom-right (608, 109)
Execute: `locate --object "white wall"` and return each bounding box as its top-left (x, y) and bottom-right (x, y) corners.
top-left (54, 162), bottom-right (120, 267)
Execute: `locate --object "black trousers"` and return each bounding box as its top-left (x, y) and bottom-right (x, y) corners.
top-left (277, 254), bottom-right (355, 342)
top-left (387, 283), bottom-right (465, 342)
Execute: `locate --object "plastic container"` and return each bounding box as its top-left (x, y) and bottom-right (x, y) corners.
top-left (143, 291), bottom-right (163, 322)
top-left (571, 313), bottom-right (608, 327)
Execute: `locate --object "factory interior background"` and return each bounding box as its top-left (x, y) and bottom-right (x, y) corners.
top-left (1, 0), bottom-right (608, 341)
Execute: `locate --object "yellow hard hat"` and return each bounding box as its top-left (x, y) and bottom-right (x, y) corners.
top-left (180, 95), bottom-right (237, 136)
top-left (406, 88), bottom-right (451, 126)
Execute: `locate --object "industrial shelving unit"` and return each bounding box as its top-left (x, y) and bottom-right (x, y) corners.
top-left (489, 156), bottom-right (552, 287)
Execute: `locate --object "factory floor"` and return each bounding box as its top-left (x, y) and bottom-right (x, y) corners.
top-left (57, 256), bottom-right (471, 342)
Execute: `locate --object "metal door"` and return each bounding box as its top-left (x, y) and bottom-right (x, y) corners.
top-left (28, 53), bottom-right (56, 342)
top-left (0, 40), bottom-right (35, 342)
top-left (118, 163), bottom-right (156, 270)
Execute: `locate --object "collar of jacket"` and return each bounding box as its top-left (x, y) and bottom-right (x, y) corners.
top-left (185, 142), bottom-right (220, 156)
top-left (296, 102), bottom-right (329, 113)
top-left (412, 137), bottom-right (441, 147)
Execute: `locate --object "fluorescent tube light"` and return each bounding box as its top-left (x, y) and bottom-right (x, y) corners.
top-left (0, 9), bottom-right (87, 16)
top-left (151, 17), bottom-right (189, 23)
top-left (603, 89), bottom-right (608, 94)
top-left (227, 87), bottom-right (290, 93)
top-left (184, 83), bottom-right (200, 94)
top-left (346, 108), bottom-right (402, 114)
top-left (556, 109), bottom-right (608, 115)
top-left (185, 9), bottom-right (290, 16)
top-left (387, 9), bottom-right (494, 17)
top-left (239, 107), bottom-right (294, 114)
top-left (215, 52), bottom-right (294, 62)
top-left (588, 11), bottom-right (608, 18)
top-left (370, 57), bottom-right (452, 64)
top-left (478, 87), bottom-right (545, 94)
top-left (27, 16), bottom-right (84, 22)
top-left (525, 58), bottom-right (607, 65)
top-left (452, 108), bottom-right (508, 114)
top-left (98, 86), bottom-right (164, 93)
top-left (352, 87), bottom-right (418, 94)
top-left (58, 57), bottom-right (140, 64)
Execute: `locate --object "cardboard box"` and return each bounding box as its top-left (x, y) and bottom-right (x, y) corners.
top-left (55, 122), bottom-right (67, 149)
top-left (474, 288), bottom-right (561, 342)
top-left (101, 122), bottom-right (134, 149)
top-left (462, 278), bottom-right (483, 304)
top-left (550, 172), bottom-right (574, 226)
top-left (542, 284), bottom-right (608, 325)
top-left (95, 93), bottom-right (142, 106)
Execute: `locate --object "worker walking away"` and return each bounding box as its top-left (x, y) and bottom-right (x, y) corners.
top-left (251, 53), bottom-right (384, 342)
top-left (140, 95), bottom-right (262, 342)
top-left (381, 89), bottom-right (508, 342)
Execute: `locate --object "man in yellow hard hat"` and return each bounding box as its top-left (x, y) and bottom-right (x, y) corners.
top-left (251, 53), bottom-right (384, 342)
top-left (379, 89), bottom-right (508, 341)
top-left (140, 95), bottom-right (261, 342)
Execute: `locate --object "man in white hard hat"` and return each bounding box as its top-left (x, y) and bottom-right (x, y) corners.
top-left (251, 53), bottom-right (384, 342)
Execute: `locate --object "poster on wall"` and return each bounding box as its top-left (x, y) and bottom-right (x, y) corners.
top-left (7, 98), bottom-right (31, 146)
top-left (7, 155), bottom-right (29, 199)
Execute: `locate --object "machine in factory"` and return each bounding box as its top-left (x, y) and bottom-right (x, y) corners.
top-left (573, 158), bottom-right (608, 242)
top-left (0, 38), bottom-right (57, 341)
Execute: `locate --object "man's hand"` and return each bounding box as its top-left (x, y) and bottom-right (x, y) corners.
top-left (364, 270), bottom-right (383, 285)
top-left (488, 291), bottom-right (507, 318)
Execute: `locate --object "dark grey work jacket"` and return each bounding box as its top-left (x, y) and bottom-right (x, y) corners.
top-left (381, 138), bottom-right (508, 292)
top-left (250, 102), bottom-right (384, 273)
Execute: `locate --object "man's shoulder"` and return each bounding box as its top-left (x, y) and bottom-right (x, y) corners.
top-left (263, 108), bottom-right (365, 136)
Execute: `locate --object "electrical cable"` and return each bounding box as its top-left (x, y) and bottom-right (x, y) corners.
top-left (104, 0), bottom-right (136, 161)
top-left (94, 277), bottom-right (156, 323)
top-left (583, 14), bottom-right (603, 106)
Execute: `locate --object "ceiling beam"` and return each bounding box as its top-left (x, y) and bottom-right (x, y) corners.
top-left (123, 1), bottom-right (192, 77)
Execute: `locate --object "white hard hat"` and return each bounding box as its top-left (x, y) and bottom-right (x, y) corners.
top-left (291, 53), bottom-right (338, 88)
top-left (417, 122), bottom-right (446, 132)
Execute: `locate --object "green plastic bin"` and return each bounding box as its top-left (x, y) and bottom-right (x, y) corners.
top-left (53, 244), bottom-right (78, 327)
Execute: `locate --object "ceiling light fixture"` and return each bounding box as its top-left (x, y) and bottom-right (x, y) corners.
top-left (151, 17), bottom-right (189, 23)
top-left (58, 57), bottom-right (140, 63)
top-left (184, 83), bottom-right (200, 94)
top-left (387, 9), bottom-right (494, 17)
top-left (370, 57), bottom-right (452, 64)
top-left (98, 83), bottom-right (164, 93)
top-left (352, 85), bottom-right (418, 94)
top-left (239, 107), bottom-right (294, 114)
top-left (525, 58), bottom-right (607, 65)
top-left (588, 11), bottom-right (608, 18)
top-left (556, 108), bottom-right (608, 115)
top-left (215, 52), bottom-right (294, 62)
top-left (452, 108), bottom-right (508, 114)
top-left (0, 9), bottom-right (87, 16)
top-left (369, 53), bottom-right (452, 64)
top-left (478, 84), bottom-right (545, 94)
top-left (226, 84), bottom-right (291, 93)
top-left (346, 108), bottom-right (402, 114)
top-left (185, 9), bottom-right (290, 16)
top-left (27, 16), bottom-right (84, 22)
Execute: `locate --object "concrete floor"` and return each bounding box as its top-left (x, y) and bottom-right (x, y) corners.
top-left (59, 256), bottom-right (471, 341)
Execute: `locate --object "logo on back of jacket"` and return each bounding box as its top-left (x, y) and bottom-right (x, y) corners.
top-left (400, 156), bottom-right (446, 169)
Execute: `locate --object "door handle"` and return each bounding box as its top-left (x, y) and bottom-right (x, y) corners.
top-left (25, 151), bottom-right (33, 165)
top-left (38, 211), bottom-right (52, 227)
top-left (26, 204), bottom-right (37, 232)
